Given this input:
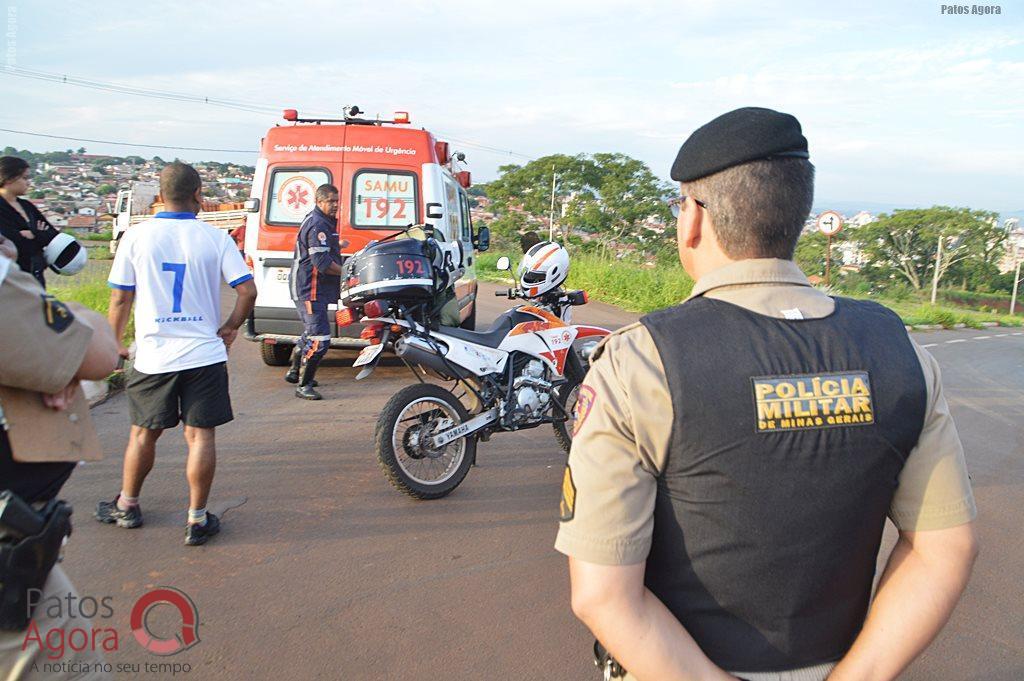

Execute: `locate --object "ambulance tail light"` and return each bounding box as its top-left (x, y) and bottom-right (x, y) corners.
top-left (393, 111), bottom-right (410, 124)
top-left (283, 109), bottom-right (298, 121)
top-left (455, 171), bottom-right (471, 188)
top-left (336, 307), bottom-right (356, 328)
top-left (363, 300), bottom-right (389, 318)
top-left (244, 254), bottom-right (254, 272)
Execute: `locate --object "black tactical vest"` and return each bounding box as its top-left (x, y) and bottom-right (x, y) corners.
top-left (639, 295), bottom-right (926, 672)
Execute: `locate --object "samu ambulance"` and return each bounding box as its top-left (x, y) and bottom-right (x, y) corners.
top-left (242, 107), bottom-right (488, 366)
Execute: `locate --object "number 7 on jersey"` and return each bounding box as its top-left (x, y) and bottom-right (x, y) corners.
top-left (162, 262), bottom-right (186, 313)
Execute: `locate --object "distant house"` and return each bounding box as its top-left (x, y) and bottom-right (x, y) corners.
top-left (77, 207), bottom-right (97, 216)
top-left (66, 215), bottom-right (98, 230)
top-left (849, 211), bottom-right (875, 228)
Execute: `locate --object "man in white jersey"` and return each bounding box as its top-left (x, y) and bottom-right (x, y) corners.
top-left (96, 162), bottom-right (257, 546)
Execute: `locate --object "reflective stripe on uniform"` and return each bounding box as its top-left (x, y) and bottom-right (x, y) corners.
top-left (308, 246), bottom-right (329, 254)
top-left (307, 335), bottom-right (331, 341)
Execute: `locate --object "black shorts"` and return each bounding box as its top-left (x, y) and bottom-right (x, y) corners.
top-left (127, 362), bottom-right (233, 430)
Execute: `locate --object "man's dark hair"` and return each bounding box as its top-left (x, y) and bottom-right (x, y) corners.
top-left (684, 158), bottom-right (815, 260)
top-left (315, 184), bottom-right (339, 202)
top-left (159, 162), bottom-right (202, 204)
top-left (0, 156), bottom-right (30, 187)
top-left (520, 231), bottom-right (542, 254)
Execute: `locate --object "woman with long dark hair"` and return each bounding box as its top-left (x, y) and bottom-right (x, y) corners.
top-left (0, 156), bottom-right (68, 288)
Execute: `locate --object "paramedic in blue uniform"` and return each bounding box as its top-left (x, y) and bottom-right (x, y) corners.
top-left (287, 184), bottom-right (348, 400)
top-left (556, 108), bottom-right (979, 681)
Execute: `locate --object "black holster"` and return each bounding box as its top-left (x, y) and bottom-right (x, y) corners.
top-left (594, 640), bottom-right (627, 679)
top-left (0, 496), bottom-right (73, 630)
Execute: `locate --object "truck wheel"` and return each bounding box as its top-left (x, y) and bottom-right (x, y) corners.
top-left (260, 342), bottom-right (293, 366)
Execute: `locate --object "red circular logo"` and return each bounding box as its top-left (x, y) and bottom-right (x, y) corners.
top-left (130, 587), bottom-right (200, 656)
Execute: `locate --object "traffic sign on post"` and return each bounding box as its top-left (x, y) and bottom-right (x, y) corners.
top-left (817, 211), bottom-right (844, 286)
top-left (817, 211), bottom-right (843, 236)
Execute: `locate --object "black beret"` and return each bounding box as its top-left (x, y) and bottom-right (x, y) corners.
top-left (671, 107), bottom-right (809, 182)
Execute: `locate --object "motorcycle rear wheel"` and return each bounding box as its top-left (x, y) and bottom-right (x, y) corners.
top-left (375, 383), bottom-right (477, 499)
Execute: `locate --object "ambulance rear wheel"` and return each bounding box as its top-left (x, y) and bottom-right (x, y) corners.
top-left (260, 342), bottom-right (293, 366)
top-left (376, 383), bottom-right (476, 500)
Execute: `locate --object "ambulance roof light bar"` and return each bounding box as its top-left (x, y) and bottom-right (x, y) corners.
top-left (281, 106), bottom-right (411, 126)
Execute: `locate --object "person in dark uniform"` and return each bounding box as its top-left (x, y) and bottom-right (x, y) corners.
top-left (0, 234), bottom-right (120, 678)
top-left (0, 156), bottom-right (63, 288)
top-left (286, 184), bottom-right (348, 400)
top-left (556, 108), bottom-right (979, 681)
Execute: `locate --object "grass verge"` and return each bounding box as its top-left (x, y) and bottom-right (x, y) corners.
top-left (476, 250), bottom-right (1023, 328)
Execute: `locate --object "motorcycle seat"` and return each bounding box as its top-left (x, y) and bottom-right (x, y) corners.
top-left (438, 314), bottom-right (519, 349)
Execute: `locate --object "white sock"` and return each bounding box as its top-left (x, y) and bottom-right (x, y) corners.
top-left (188, 508), bottom-right (207, 526)
top-left (118, 493), bottom-right (139, 510)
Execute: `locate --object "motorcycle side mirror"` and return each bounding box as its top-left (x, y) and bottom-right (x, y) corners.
top-left (496, 256), bottom-right (511, 271)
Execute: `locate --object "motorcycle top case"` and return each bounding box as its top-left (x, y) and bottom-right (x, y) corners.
top-left (341, 238), bottom-right (437, 307)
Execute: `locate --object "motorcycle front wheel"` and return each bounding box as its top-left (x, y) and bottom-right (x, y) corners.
top-left (552, 354), bottom-right (585, 454)
top-left (375, 383), bottom-right (477, 499)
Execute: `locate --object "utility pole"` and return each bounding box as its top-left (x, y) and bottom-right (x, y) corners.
top-left (548, 165), bottom-right (557, 242)
top-left (1011, 256), bottom-right (1021, 316)
top-left (930, 233), bottom-right (944, 305)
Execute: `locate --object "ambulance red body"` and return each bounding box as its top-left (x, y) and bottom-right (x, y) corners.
top-left (242, 109), bottom-right (485, 366)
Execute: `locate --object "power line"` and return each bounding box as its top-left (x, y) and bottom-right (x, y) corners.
top-left (1, 66), bottom-right (336, 117)
top-left (0, 127), bottom-right (256, 154)
top-left (2, 66), bottom-right (538, 163)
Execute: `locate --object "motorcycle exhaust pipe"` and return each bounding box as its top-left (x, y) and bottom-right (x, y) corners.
top-left (394, 336), bottom-right (473, 380)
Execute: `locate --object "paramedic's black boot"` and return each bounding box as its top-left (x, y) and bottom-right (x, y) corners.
top-left (295, 359), bottom-right (323, 400)
top-left (284, 347), bottom-right (301, 384)
top-left (285, 347), bottom-right (317, 386)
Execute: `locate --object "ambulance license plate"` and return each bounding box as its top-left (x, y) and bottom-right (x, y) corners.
top-left (353, 343), bottom-right (384, 368)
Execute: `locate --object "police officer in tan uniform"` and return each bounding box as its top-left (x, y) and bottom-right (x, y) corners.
top-left (556, 108), bottom-right (978, 681)
top-left (0, 235), bottom-right (120, 679)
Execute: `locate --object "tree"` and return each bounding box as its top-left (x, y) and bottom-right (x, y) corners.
top-left (76, 147), bottom-right (86, 154)
top-left (486, 153), bottom-right (673, 249)
top-left (853, 207), bottom-right (1001, 291)
top-left (96, 184), bottom-right (117, 195)
top-left (794, 231), bottom-right (843, 280)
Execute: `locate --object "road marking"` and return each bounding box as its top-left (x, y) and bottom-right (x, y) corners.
top-left (946, 339), bottom-right (967, 344)
top-left (921, 343), bottom-right (937, 348)
top-left (995, 334), bottom-right (1008, 337)
top-left (1014, 332), bottom-right (1024, 336)
top-left (975, 336), bottom-right (991, 339)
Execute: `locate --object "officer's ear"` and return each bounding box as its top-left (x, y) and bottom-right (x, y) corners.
top-left (677, 197), bottom-right (703, 251)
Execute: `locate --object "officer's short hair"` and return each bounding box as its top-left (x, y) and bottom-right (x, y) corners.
top-left (315, 184), bottom-right (339, 202)
top-left (684, 157), bottom-right (814, 260)
top-left (160, 162), bottom-right (202, 204)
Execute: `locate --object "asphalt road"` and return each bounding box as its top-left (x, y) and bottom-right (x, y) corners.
top-left (57, 286), bottom-right (1022, 681)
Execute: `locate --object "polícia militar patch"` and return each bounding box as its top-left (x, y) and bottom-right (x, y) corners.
top-left (752, 371), bottom-right (874, 433)
top-left (559, 465), bottom-right (577, 522)
top-left (40, 293), bottom-right (75, 333)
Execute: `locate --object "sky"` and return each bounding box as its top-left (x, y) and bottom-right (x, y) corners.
top-left (1, 0), bottom-right (1021, 212)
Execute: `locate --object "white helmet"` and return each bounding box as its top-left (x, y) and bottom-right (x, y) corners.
top-left (517, 241), bottom-right (569, 297)
top-left (44, 232), bottom-right (88, 275)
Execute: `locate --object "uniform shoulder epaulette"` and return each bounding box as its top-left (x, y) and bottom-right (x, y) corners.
top-left (590, 321), bottom-right (645, 362)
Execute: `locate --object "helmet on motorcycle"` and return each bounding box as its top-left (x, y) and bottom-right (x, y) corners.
top-left (44, 232), bottom-right (88, 275)
top-left (517, 241), bottom-right (569, 297)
